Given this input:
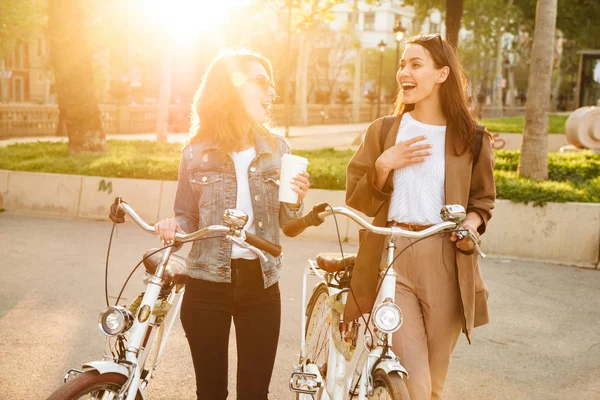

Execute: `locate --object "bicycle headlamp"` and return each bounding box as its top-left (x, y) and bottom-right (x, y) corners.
top-left (373, 300), bottom-right (403, 334)
top-left (98, 306), bottom-right (134, 336)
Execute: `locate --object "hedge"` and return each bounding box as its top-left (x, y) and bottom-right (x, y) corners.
top-left (0, 141), bottom-right (598, 205)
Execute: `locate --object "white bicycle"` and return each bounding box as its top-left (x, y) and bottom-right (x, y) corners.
top-left (46, 197), bottom-right (281, 400)
top-left (286, 203), bottom-right (485, 399)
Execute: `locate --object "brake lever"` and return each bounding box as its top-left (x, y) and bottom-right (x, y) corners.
top-left (456, 229), bottom-right (486, 258)
top-left (468, 230), bottom-right (487, 258)
top-left (228, 234), bottom-right (269, 264)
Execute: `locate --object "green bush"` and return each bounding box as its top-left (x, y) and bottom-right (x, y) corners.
top-left (0, 141), bottom-right (598, 205)
top-left (494, 150), bottom-right (600, 184)
top-left (295, 148), bottom-right (353, 191)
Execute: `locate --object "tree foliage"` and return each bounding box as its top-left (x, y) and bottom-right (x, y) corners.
top-left (0, 0), bottom-right (47, 58)
top-left (514, 0), bottom-right (600, 49)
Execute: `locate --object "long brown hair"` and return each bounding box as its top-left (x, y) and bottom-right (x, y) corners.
top-left (188, 49), bottom-right (276, 151)
top-left (393, 35), bottom-right (477, 156)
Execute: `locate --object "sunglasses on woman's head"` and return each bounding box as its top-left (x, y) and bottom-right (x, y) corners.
top-left (247, 76), bottom-right (276, 93)
top-left (421, 34), bottom-right (448, 64)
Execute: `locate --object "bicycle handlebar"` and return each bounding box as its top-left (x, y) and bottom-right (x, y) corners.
top-left (283, 203), bottom-right (486, 257)
top-left (245, 232), bottom-right (283, 258)
top-left (109, 197), bottom-right (282, 258)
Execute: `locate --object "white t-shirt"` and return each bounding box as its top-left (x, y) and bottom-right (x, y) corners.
top-left (230, 147), bottom-right (258, 260)
top-left (387, 112), bottom-right (446, 225)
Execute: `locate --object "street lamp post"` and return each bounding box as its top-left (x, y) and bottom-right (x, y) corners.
top-left (393, 20), bottom-right (405, 90)
top-left (376, 39), bottom-right (386, 118)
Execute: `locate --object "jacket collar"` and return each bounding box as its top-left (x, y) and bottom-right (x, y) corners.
top-left (253, 127), bottom-right (273, 155)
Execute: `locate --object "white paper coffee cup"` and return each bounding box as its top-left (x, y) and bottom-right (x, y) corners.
top-left (279, 154), bottom-right (309, 204)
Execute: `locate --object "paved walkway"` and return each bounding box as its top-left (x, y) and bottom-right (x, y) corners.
top-left (0, 123), bottom-right (369, 150)
top-left (1, 212), bottom-right (599, 399)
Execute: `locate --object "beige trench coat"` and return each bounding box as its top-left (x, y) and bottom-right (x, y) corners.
top-left (344, 116), bottom-right (496, 343)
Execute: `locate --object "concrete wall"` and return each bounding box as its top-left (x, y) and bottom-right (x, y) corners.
top-left (3, 171), bottom-right (82, 217)
top-left (483, 200), bottom-right (600, 268)
top-left (1, 169), bottom-right (598, 268)
top-left (78, 176), bottom-right (162, 223)
top-left (0, 170), bottom-right (9, 209)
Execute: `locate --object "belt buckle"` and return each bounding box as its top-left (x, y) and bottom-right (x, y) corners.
top-left (408, 223), bottom-right (418, 231)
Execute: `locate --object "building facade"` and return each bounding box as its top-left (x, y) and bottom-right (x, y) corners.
top-left (0, 37), bottom-right (54, 104)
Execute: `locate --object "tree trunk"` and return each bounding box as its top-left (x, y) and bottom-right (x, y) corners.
top-left (518, 0), bottom-right (557, 180)
top-left (445, 0), bottom-right (464, 48)
top-left (48, 0), bottom-right (106, 153)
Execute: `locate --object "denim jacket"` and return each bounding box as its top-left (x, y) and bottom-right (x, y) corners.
top-left (174, 130), bottom-right (303, 288)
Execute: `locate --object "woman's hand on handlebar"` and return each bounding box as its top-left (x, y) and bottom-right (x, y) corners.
top-left (154, 218), bottom-right (186, 244)
top-left (450, 213), bottom-right (482, 254)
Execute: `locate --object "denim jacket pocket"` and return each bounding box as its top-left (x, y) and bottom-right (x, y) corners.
top-left (260, 169), bottom-right (281, 212)
top-left (190, 171), bottom-right (223, 207)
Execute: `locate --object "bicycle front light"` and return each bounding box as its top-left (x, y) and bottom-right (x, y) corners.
top-left (373, 301), bottom-right (403, 334)
top-left (98, 306), bottom-right (134, 336)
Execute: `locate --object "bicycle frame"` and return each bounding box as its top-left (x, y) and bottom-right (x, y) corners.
top-left (296, 237), bottom-right (404, 400)
top-left (119, 247), bottom-right (183, 400)
top-left (291, 204), bottom-right (484, 399)
top-left (62, 200), bottom-right (274, 400)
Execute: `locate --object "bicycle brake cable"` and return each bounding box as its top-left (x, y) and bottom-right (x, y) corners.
top-left (363, 231), bottom-right (449, 333)
top-left (105, 234), bottom-right (221, 307)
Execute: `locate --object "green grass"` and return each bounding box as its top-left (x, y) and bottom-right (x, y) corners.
top-left (1, 141), bottom-right (598, 205)
top-left (480, 114), bottom-right (567, 134)
top-left (0, 140), bottom-right (183, 180)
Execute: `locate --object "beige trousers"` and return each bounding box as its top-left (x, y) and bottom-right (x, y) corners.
top-left (390, 234), bottom-right (463, 400)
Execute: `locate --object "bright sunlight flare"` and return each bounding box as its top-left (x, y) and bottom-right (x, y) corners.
top-left (140, 0), bottom-right (253, 46)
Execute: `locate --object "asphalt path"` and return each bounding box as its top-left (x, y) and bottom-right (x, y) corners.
top-left (0, 213), bottom-right (598, 399)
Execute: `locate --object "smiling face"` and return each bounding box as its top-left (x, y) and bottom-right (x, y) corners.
top-left (396, 43), bottom-right (449, 106)
top-left (239, 61), bottom-right (277, 124)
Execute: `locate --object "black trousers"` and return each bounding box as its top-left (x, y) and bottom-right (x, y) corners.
top-left (180, 259), bottom-right (281, 400)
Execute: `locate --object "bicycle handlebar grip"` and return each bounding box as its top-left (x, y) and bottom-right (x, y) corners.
top-left (245, 232), bottom-right (282, 257)
top-left (282, 203), bottom-right (329, 237)
top-left (109, 197), bottom-right (126, 224)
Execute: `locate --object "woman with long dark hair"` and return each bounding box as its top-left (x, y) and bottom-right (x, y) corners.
top-left (345, 35), bottom-right (496, 400)
top-left (154, 49), bottom-right (310, 400)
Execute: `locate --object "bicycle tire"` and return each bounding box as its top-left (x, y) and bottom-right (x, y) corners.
top-left (369, 370), bottom-right (410, 400)
top-left (46, 370), bottom-right (142, 400)
top-left (297, 283), bottom-right (330, 400)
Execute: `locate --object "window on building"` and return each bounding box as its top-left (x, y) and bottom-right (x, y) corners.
top-left (13, 77), bottom-right (24, 102)
top-left (14, 45), bottom-right (24, 70)
top-left (364, 12), bottom-right (375, 31)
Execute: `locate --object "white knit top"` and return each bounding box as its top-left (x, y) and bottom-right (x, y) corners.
top-left (387, 112), bottom-right (446, 225)
top-left (230, 147), bottom-right (258, 260)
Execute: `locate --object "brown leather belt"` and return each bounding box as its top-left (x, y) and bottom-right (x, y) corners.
top-left (388, 221), bottom-right (434, 232)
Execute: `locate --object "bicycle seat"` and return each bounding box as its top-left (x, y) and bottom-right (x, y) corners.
top-left (316, 253), bottom-right (357, 273)
top-left (143, 249), bottom-right (188, 285)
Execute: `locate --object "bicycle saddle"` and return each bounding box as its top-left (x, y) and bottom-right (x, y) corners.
top-left (142, 249), bottom-right (188, 285)
top-left (316, 253), bottom-right (357, 273)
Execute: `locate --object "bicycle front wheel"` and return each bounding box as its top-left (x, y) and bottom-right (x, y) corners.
top-left (368, 370), bottom-right (410, 400)
top-left (46, 371), bottom-right (142, 400)
top-left (297, 284), bottom-right (330, 400)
